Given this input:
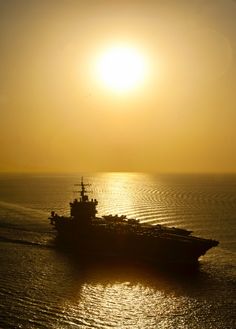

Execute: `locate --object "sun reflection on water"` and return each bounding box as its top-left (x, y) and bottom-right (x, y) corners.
top-left (52, 256), bottom-right (206, 329)
top-left (58, 276), bottom-right (201, 329)
top-left (94, 172), bottom-right (154, 218)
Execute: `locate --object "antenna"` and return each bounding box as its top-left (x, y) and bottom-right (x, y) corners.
top-left (73, 177), bottom-right (93, 201)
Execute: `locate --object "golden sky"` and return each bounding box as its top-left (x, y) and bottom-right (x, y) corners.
top-left (0, 0), bottom-right (236, 173)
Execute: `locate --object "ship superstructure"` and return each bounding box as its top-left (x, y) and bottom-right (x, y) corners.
top-left (49, 178), bottom-right (219, 265)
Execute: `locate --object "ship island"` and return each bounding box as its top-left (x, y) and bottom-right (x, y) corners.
top-left (49, 178), bottom-right (219, 266)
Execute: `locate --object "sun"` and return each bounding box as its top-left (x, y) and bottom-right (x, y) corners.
top-left (96, 46), bottom-right (147, 93)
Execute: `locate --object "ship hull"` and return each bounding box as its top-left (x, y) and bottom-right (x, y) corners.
top-left (53, 221), bottom-right (218, 266)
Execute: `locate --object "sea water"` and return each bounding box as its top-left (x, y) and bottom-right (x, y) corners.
top-left (0, 173), bottom-right (235, 329)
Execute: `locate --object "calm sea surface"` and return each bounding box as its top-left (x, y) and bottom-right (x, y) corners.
top-left (0, 173), bottom-right (235, 329)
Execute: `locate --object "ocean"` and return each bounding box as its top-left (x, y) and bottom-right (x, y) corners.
top-left (0, 173), bottom-right (235, 329)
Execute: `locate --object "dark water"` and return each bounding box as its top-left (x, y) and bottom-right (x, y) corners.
top-left (0, 173), bottom-right (235, 328)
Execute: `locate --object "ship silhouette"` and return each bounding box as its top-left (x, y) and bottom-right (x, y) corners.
top-left (49, 178), bottom-right (219, 265)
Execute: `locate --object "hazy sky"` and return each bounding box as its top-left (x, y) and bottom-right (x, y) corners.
top-left (1, 0), bottom-right (236, 173)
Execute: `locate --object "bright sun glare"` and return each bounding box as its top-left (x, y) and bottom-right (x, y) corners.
top-left (97, 46), bottom-right (147, 92)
